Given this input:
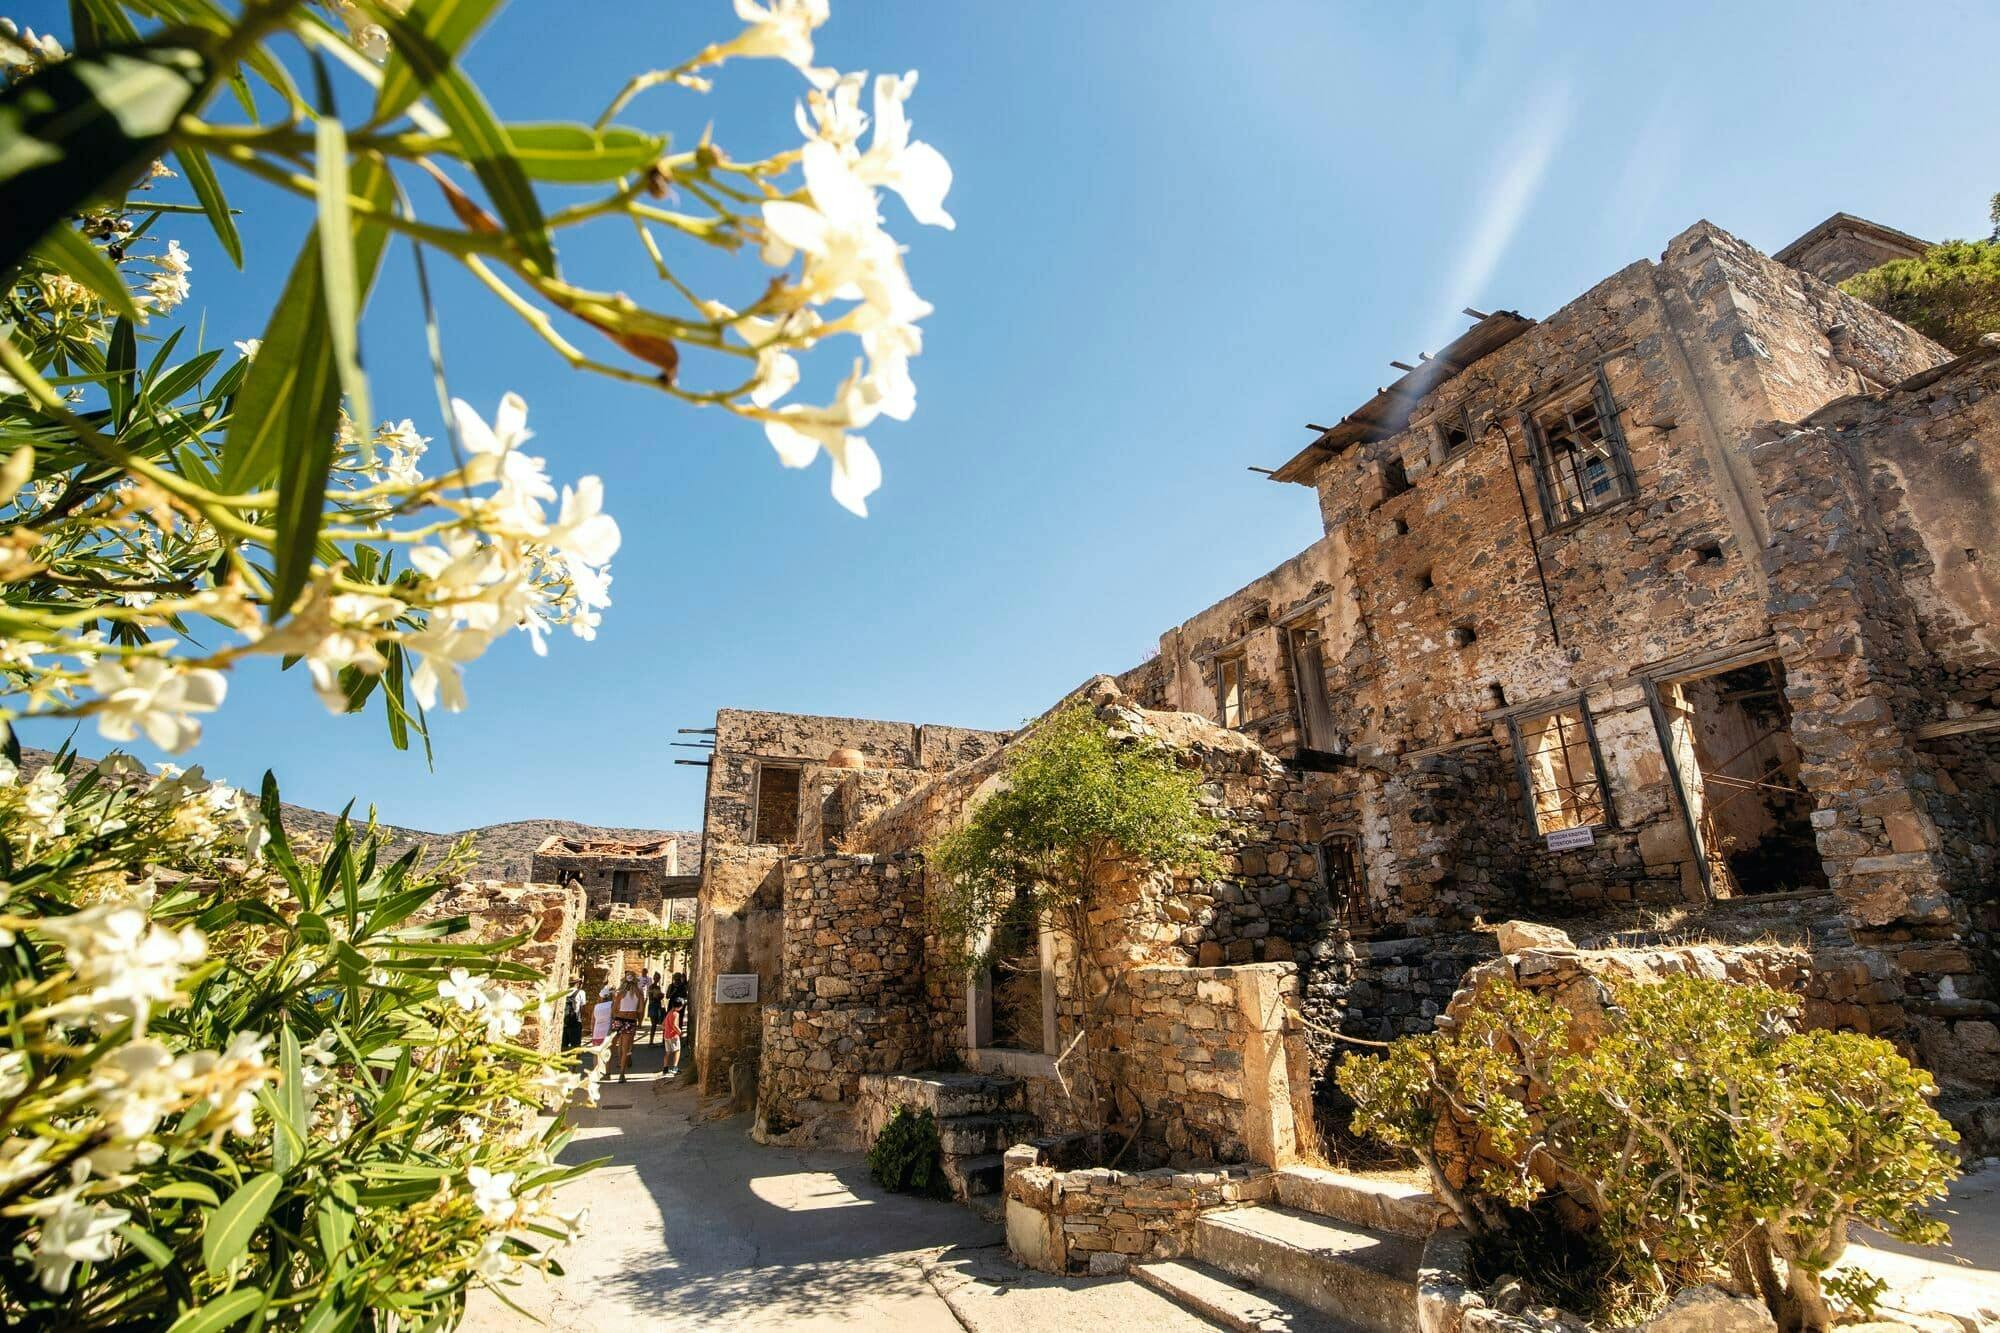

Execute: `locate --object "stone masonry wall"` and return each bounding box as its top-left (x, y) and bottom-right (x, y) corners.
top-left (757, 852), bottom-right (928, 1128)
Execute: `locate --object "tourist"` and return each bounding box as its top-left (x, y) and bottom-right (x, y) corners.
top-left (608, 973), bottom-right (646, 1083)
top-left (561, 980), bottom-right (586, 1049)
top-left (662, 999), bottom-right (683, 1076)
top-left (667, 970), bottom-right (688, 1008)
top-left (647, 971), bottom-right (665, 1045)
top-left (589, 986), bottom-right (613, 1051)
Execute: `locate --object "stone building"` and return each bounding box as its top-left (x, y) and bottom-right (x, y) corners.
top-left (688, 709), bottom-right (1009, 1096)
top-left (699, 214), bottom-right (2000, 1166)
top-left (530, 832), bottom-right (698, 921)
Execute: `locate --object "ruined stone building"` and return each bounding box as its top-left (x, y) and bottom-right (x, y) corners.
top-left (530, 832), bottom-right (698, 925)
top-left (689, 214), bottom-right (2000, 1171)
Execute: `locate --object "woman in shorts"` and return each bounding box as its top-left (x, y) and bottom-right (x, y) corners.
top-left (607, 973), bottom-right (646, 1083)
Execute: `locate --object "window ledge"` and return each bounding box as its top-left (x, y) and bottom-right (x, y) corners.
top-left (1542, 496), bottom-right (1636, 536)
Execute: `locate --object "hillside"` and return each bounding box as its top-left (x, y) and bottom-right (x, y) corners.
top-left (14, 748), bottom-right (699, 881)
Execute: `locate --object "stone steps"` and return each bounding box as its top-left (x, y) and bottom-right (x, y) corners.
top-left (877, 1071), bottom-right (1023, 1119)
top-left (1134, 1258), bottom-right (1359, 1332)
top-left (942, 1151), bottom-right (1006, 1199)
top-left (937, 1111), bottom-right (1038, 1157)
top-left (1271, 1167), bottom-right (1445, 1239)
top-left (1193, 1205), bottom-right (1422, 1333)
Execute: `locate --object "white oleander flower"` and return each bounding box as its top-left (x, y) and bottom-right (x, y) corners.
top-left (136, 240), bottom-right (191, 316)
top-left (36, 900), bottom-right (207, 1032)
top-left (727, 0), bottom-right (829, 75)
top-left (18, 767), bottom-right (66, 841)
top-left (545, 477), bottom-right (621, 570)
top-left (854, 71), bottom-right (954, 230)
top-left (86, 656), bottom-right (226, 752)
top-left (466, 1165), bottom-right (518, 1226)
top-left (234, 339), bottom-right (260, 360)
top-left (484, 989), bottom-right (526, 1041)
top-left (26, 1191), bottom-right (128, 1293)
top-left (762, 363), bottom-right (885, 516)
top-left (438, 968), bottom-right (489, 1010)
top-left (405, 624), bottom-right (491, 713)
top-left (373, 419), bottom-right (429, 487)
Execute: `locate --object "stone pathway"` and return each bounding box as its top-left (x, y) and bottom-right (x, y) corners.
top-left (465, 1044), bottom-right (997, 1330)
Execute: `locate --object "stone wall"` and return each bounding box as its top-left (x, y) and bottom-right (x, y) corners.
top-left (1101, 963), bottom-right (1314, 1169)
top-left (529, 834), bottom-right (688, 922)
top-left (757, 852), bottom-right (929, 1129)
top-left (1003, 1150), bottom-right (1274, 1276)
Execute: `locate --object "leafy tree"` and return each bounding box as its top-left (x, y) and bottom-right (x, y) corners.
top-left (928, 700), bottom-right (1223, 1119)
top-left (1339, 975), bottom-right (1957, 1332)
top-left (1842, 193), bottom-right (2000, 354)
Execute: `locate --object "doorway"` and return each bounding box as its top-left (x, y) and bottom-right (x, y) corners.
top-left (1659, 658), bottom-right (1827, 896)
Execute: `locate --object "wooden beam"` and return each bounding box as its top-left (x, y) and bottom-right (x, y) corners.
top-left (1915, 712), bottom-right (2000, 740)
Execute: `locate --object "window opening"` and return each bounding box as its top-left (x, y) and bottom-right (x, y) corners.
top-left (752, 763), bottom-right (802, 845)
top-left (611, 870), bottom-right (633, 903)
top-left (1513, 703), bottom-right (1608, 834)
top-left (1533, 386), bottom-right (1630, 525)
top-left (1217, 656), bottom-right (1245, 729)
top-left (986, 889), bottom-right (1046, 1053)
top-left (1438, 412), bottom-right (1471, 458)
top-left (1317, 834), bottom-right (1364, 924)
top-left (1382, 457), bottom-right (1412, 498)
top-left (1660, 660), bottom-right (1827, 897)
top-left (1287, 626), bottom-right (1338, 752)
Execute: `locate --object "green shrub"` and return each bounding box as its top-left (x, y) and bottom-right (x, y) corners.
top-left (1338, 975), bottom-right (1957, 1332)
top-left (867, 1108), bottom-right (950, 1199)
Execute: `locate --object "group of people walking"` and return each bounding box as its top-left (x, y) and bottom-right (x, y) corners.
top-left (562, 969), bottom-right (688, 1083)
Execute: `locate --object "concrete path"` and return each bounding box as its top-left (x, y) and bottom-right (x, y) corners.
top-left (464, 1044), bottom-right (1001, 1331)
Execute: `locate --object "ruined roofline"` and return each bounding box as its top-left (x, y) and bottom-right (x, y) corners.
top-left (1268, 310), bottom-right (1537, 485)
top-left (713, 705), bottom-right (1002, 737)
top-left (1772, 211), bottom-right (1934, 269)
top-left (1796, 341), bottom-right (2000, 431)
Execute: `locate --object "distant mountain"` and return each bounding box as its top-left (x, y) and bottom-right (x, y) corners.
top-left (14, 748), bottom-right (699, 881)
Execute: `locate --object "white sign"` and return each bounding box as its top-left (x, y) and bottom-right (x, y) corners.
top-left (1545, 825), bottom-right (1596, 852)
top-left (715, 973), bottom-right (759, 1004)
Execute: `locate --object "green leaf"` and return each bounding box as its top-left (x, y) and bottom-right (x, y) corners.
top-left (30, 223), bottom-right (140, 321)
top-left (174, 144), bottom-right (242, 268)
top-left (379, 13), bottom-right (554, 273)
top-left (70, 0), bottom-right (142, 53)
top-left (0, 44), bottom-right (208, 267)
top-left (274, 1025), bottom-right (306, 1174)
top-left (313, 109), bottom-right (369, 448)
top-left (223, 154), bottom-right (394, 614)
top-left (106, 314), bottom-right (137, 427)
top-left (202, 1171), bottom-right (282, 1276)
top-left (315, 1179), bottom-right (357, 1267)
top-left (118, 1221), bottom-right (176, 1270)
top-left (372, 0), bottom-right (503, 121)
top-left (151, 1180), bottom-right (222, 1205)
top-left (166, 1288), bottom-right (267, 1333)
top-left (501, 122), bottom-right (667, 182)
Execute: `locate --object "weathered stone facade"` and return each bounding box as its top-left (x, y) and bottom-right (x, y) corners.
top-left (691, 709), bottom-right (1007, 1096)
top-left (707, 213), bottom-right (1999, 1172)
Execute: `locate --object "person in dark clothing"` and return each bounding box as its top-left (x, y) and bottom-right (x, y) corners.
top-left (560, 980), bottom-right (585, 1049)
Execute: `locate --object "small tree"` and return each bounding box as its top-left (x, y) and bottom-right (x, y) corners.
top-left (1339, 975), bottom-right (1958, 1332)
top-left (1842, 192), bottom-right (2000, 355)
top-left (927, 701), bottom-right (1222, 1121)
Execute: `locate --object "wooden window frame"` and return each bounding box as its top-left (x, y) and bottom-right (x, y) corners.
top-left (1508, 695), bottom-right (1617, 835)
top-left (1216, 655), bottom-right (1246, 730)
top-left (1523, 368), bottom-right (1635, 531)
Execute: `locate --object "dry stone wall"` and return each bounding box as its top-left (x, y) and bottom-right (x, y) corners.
top-left (757, 852), bottom-right (929, 1128)
top-left (410, 880), bottom-right (583, 1056)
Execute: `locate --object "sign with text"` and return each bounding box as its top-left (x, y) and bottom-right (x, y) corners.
top-left (714, 973), bottom-right (759, 1004)
top-left (1545, 825), bottom-right (1597, 852)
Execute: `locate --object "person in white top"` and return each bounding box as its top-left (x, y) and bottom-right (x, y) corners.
top-left (589, 988), bottom-right (613, 1048)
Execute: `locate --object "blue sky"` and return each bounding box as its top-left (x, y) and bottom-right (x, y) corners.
top-left (16, 0), bottom-right (2000, 835)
